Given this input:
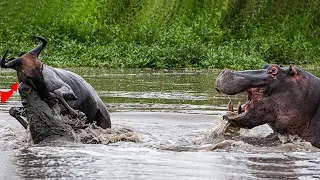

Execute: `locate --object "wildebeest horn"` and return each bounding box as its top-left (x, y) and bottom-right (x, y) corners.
top-left (1, 50), bottom-right (9, 68)
top-left (28, 36), bottom-right (47, 57)
top-left (4, 57), bottom-right (22, 68)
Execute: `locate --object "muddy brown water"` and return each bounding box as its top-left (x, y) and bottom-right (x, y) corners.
top-left (0, 68), bottom-right (320, 179)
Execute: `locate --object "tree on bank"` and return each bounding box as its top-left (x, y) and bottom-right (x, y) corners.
top-left (1, 0), bottom-right (319, 69)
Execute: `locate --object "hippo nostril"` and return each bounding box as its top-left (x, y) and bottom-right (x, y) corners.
top-left (215, 88), bottom-right (221, 92)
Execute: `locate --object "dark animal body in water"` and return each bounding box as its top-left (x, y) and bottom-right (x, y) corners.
top-left (215, 64), bottom-right (320, 148)
top-left (10, 82), bottom-right (76, 144)
top-left (8, 82), bottom-right (136, 144)
top-left (1, 36), bottom-right (111, 129)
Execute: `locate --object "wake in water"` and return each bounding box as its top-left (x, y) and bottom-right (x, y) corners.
top-left (10, 114), bottom-right (142, 146)
top-left (2, 110), bottom-right (318, 153)
top-left (61, 114), bottom-right (141, 144)
top-left (192, 117), bottom-right (317, 152)
top-left (70, 114), bottom-right (318, 152)
top-left (76, 124), bottom-right (141, 144)
top-left (0, 124), bottom-right (25, 150)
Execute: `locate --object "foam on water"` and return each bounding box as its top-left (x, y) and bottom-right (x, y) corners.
top-left (1, 112), bottom-right (320, 179)
top-left (76, 124), bottom-right (141, 144)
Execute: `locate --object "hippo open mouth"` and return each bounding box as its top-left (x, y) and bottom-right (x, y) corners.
top-left (225, 87), bottom-right (264, 121)
top-left (214, 67), bottom-right (280, 129)
top-left (215, 65), bottom-right (320, 148)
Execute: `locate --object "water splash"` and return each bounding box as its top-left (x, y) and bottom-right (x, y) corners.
top-left (76, 124), bottom-right (141, 144)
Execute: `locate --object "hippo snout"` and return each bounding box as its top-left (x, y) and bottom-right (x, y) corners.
top-left (214, 70), bottom-right (232, 92)
top-left (214, 78), bottom-right (221, 92)
top-left (216, 70), bottom-right (233, 81)
top-left (214, 79), bottom-right (221, 92)
top-left (214, 70), bottom-right (251, 95)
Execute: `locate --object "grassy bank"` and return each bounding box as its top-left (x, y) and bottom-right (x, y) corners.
top-left (0, 0), bottom-right (319, 69)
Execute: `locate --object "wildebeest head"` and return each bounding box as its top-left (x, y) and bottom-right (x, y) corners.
top-left (215, 65), bottom-right (320, 136)
top-left (1, 36), bottom-right (47, 83)
top-left (1, 36), bottom-right (56, 106)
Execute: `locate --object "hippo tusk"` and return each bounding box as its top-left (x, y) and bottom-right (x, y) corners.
top-left (237, 101), bottom-right (242, 115)
top-left (228, 100), bottom-right (234, 112)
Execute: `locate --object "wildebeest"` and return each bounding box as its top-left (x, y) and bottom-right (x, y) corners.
top-left (1, 36), bottom-right (111, 129)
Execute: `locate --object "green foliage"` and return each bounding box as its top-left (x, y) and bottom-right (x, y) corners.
top-left (0, 0), bottom-right (319, 70)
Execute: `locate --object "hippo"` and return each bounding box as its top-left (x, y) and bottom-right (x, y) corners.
top-left (215, 64), bottom-right (320, 148)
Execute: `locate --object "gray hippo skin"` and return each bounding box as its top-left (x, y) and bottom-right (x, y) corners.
top-left (1, 36), bottom-right (111, 129)
top-left (215, 65), bottom-right (320, 148)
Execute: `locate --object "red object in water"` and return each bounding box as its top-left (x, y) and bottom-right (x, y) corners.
top-left (1, 82), bottom-right (19, 103)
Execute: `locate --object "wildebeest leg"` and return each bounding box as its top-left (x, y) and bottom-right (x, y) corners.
top-left (53, 88), bottom-right (78, 118)
top-left (9, 107), bottom-right (28, 129)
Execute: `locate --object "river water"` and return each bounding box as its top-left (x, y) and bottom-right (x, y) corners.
top-left (0, 68), bottom-right (320, 179)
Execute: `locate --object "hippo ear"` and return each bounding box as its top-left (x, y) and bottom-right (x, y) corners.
top-left (268, 65), bottom-right (278, 75)
top-left (288, 65), bottom-right (297, 76)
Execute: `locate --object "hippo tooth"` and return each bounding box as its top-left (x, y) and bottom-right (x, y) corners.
top-left (237, 101), bottom-right (242, 115)
top-left (228, 100), bottom-right (234, 112)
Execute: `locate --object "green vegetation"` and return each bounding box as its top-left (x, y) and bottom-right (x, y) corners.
top-left (0, 0), bottom-right (319, 69)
